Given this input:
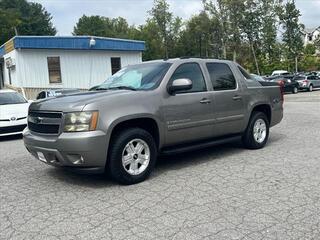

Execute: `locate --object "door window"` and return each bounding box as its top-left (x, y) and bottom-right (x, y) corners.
top-left (206, 63), bottom-right (237, 91)
top-left (170, 63), bottom-right (206, 93)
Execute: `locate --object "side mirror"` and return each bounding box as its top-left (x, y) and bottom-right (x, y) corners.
top-left (168, 78), bottom-right (192, 94)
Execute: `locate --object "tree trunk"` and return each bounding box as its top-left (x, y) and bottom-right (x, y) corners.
top-left (251, 42), bottom-right (260, 75)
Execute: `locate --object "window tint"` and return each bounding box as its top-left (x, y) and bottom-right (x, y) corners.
top-left (170, 63), bottom-right (206, 93)
top-left (111, 57), bottom-right (121, 75)
top-left (206, 63), bottom-right (236, 91)
top-left (47, 57), bottom-right (62, 84)
top-left (307, 75), bottom-right (316, 80)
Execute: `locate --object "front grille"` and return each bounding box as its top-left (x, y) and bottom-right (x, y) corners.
top-left (28, 111), bottom-right (62, 134)
top-left (0, 125), bottom-right (27, 134)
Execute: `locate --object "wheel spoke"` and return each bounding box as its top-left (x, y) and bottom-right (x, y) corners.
top-left (138, 154), bottom-right (148, 164)
top-left (135, 142), bottom-right (144, 154)
top-left (127, 142), bottom-right (135, 154)
top-left (123, 154), bottom-right (133, 166)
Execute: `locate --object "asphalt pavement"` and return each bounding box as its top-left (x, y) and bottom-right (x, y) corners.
top-left (1, 90), bottom-right (320, 240)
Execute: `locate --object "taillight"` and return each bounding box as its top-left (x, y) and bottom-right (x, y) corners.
top-left (278, 81), bottom-right (284, 106)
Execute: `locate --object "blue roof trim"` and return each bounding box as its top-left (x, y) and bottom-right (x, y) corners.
top-left (0, 45), bottom-right (4, 56)
top-left (12, 36), bottom-right (145, 52)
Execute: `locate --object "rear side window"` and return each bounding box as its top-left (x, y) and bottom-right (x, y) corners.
top-left (170, 63), bottom-right (206, 93)
top-left (206, 63), bottom-right (236, 91)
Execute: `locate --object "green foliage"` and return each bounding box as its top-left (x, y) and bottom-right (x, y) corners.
top-left (73, 15), bottom-right (134, 39)
top-left (278, 0), bottom-right (304, 71)
top-left (0, 0), bottom-right (56, 45)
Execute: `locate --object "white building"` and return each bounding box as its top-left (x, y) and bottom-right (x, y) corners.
top-left (302, 27), bottom-right (320, 46)
top-left (0, 36), bottom-right (145, 98)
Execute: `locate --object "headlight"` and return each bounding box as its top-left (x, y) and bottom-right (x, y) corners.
top-left (63, 111), bottom-right (99, 132)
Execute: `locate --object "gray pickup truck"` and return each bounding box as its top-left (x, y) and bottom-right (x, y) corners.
top-left (23, 58), bottom-right (283, 184)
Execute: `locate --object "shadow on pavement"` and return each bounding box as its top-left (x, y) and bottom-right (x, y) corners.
top-left (44, 134), bottom-right (285, 187)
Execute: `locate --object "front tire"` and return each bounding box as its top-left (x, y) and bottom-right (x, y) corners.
top-left (107, 128), bottom-right (157, 185)
top-left (308, 85), bottom-right (313, 92)
top-left (242, 112), bottom-right (270, 149)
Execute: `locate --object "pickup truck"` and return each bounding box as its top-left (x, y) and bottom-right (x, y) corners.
top-left (23, 58), bottom-right (283, 185)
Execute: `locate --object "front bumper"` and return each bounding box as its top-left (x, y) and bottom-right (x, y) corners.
top-left (23, 128), bottom-right (108, 173)
top-left (0, 119), bottom-right (27, 137)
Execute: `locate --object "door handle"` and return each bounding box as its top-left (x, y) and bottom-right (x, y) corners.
top-left (232, 95), bottom-right (242, 101)
top-left (200, 98), bottom-right (211, 104)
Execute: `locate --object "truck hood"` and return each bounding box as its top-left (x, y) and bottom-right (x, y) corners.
top-left (29, 90), bottom-right (134, 112)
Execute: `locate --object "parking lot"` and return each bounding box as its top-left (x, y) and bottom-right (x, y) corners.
top-left (1, 90), bottom-right (319, 240)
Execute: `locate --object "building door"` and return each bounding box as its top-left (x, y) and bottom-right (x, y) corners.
top-left (0, 58), bottom-right (4, 89)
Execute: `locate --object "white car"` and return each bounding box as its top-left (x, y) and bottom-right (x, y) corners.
top-left (271, 70), bottom-right (290, 76)
top-left (0, 89), bottom-right (30, 136)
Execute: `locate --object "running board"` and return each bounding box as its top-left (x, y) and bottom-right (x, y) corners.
top-left (160, 135), bottom-right (242, 156)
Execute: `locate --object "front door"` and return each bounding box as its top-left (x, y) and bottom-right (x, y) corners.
top-left (205, 62), bottom-right (246, 137)
top-left (162, 62), bottom-right (214, 146)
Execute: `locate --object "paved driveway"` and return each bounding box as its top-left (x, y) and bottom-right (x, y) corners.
top-left (1, 91), bottom-right (320, 240)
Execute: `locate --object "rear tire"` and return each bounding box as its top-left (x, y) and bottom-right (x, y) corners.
top-left (242, 112), bottom-right (269, 149)
top-left (107, 128), bottom-right (157, 185)
top-left (292, 86), bottom-right (298, 94)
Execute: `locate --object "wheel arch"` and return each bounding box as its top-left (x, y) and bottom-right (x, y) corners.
top-left (108, 115), bottom-right (162, 150)
top-left (250, 104), bottom-right (272, 124)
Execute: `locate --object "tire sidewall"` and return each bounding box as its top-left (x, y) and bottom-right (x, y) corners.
top-left (108, 128), bottom-right (157, 184)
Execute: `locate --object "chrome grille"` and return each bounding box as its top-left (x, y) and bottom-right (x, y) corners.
top-left (28, 111), bottom-right (63, 134)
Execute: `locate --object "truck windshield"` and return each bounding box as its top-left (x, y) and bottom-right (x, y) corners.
top-left (96, 62), bottom-right (172, 91)
top-left (0, 92), bottom-right (27, 105)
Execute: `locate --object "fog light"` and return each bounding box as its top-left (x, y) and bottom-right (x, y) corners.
top-left (68, 154), bottom-right (84, 165)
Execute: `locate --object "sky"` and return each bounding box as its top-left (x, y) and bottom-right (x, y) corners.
top-left (31, 0), bottom-right (320, 36)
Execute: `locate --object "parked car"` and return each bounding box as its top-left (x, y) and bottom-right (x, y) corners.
top-left (293, 75), bottom-right (320, 92)
top-left (36, 89), bottom-right (80, 100)
top-left (0, 89), bottom-right (30, 137)
top-left (271, 70), bottom-right (290, 76)
top-left (265, 76), bottom-right (299, 94)
top-left (23, 58), bottom-right (283, 185)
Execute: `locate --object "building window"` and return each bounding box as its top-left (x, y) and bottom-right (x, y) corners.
top-left (111, 57), bottom-right (121, 75)
top-left (47, 57), bottom-right (62, 83)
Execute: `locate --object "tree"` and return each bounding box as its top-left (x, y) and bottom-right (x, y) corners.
top-left (176, 11), bottom-right (221, 58)
top-left (0, 0), bottom-right (56, 45)
top-left (149, 0), bottom-right (182, 58)
top-left (73, 15), bottom-right (106, 36)
top-left (241, 0), bottom-right (262, 74)
top-left (279, 0), bottom-right (304, 72)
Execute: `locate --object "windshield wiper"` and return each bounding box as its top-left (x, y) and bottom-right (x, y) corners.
top-left (96, 86), bottom-right (137, 91)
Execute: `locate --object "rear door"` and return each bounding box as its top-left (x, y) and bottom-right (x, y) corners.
top-left (313, 76), bottom-right (320, 87)
top-left (205, 62), bottom-right (246, 137)
top-left (162, 62), bottom-right (214, 146)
